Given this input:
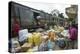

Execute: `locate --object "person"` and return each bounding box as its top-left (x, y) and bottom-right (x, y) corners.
top-left (68, 23), bottom-right (78, 49)
top-left (64, 21), bottom-right (69, 29)
top-left (12, 18), bottom-right (20, 38)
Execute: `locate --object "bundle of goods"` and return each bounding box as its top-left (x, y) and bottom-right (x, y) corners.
top-left (19, 33), bottom-right (33, 52)
top-left (32, 32), bottom-right (42, 46)
top-left (27, 32), bottom-right (42, 46)
top-left (11, 39), bottom-right (21, 53)
top-left (27, 32), bottom-right (42, 52)
top-left (61, 30), bottom-right (70, 38)
top-left (54, 25), bottom-right (58, 31)
top-left (54, 25), bottom-right (64, 33)
top-left (27, 33), bottom-right (33, 44)
top-left (48, 31), bottom-right (56, 41)
top-left (36, 28), bottom-right (44, 32)
top-left (38, 37), bottom-right (49, 51)
top-left (19, 29), bottom-right (28, 42)
top-left (21, 43), bottom-right (32, 52)
top-left (58, 26), bottom-right (64, 32)
top-left (47, 40), bottom-right (55, 50)
top-left (38, 41), bottom-right (48, 51)
top-left (56, 39), bottom-right (66, 49)
top-left (28, 46), bottom-right (38, 52)
top-left (47, 31), bottom-right (57, 50)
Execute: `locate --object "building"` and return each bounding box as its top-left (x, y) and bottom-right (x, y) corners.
top-left (65, 5), bottom-right (78, 24)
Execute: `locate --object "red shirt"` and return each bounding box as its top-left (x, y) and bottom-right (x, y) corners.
top-left (13, 23), bottom-right (20, 34)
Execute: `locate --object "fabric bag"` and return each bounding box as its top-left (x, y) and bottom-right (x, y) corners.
top-left (19, 29), bottom-right (28, 42)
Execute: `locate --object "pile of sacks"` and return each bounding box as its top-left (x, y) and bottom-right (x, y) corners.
top-left (11, 28), bottom-right (66, 52)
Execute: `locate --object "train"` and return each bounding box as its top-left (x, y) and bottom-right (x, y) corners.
top-left (9, 1), bottom-right (65, 32)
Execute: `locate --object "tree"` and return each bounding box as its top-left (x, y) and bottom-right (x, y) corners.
top-left (51, 9), bottom-right (60, 17)
top-left (58, 13), bottom-right (64, 18)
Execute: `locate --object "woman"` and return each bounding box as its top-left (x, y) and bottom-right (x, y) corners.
top-left (69, 24), bottom-right (78, 49)
top-left (12, 18), bottom-right (20, 37)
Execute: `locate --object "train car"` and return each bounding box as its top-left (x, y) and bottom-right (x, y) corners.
top-left (10, 1), bottom-right (53, 32)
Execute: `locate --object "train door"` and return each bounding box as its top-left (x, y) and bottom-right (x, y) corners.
top-left (33, 12), bottom-right (40, 25)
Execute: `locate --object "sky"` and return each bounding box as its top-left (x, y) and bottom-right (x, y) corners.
top-left (16, 1), bottom-right (71, 18)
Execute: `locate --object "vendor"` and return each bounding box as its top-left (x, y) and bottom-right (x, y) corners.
top-left (68, 23), bottom-right (78, 49)
top-left (11, 17), bottom-right (20, 38)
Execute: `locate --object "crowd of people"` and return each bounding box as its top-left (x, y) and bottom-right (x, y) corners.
top-left (9, 18), bottom-right (78, 53)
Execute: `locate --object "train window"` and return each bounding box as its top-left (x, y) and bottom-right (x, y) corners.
top-left (19, 7), bottom-right (34, 28)
top-left (11, 4), bottom-right (19, 17)
top-left (11, 3), bottom-right (21, 26)
top-left (11, 4), bottom-right (17, 18)
top-left (53, 18), bottom-right (54, 21)
top-left (33, 12), bottom-right (40, 25)
top-left (33, 12), bottom-right (39, 18)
